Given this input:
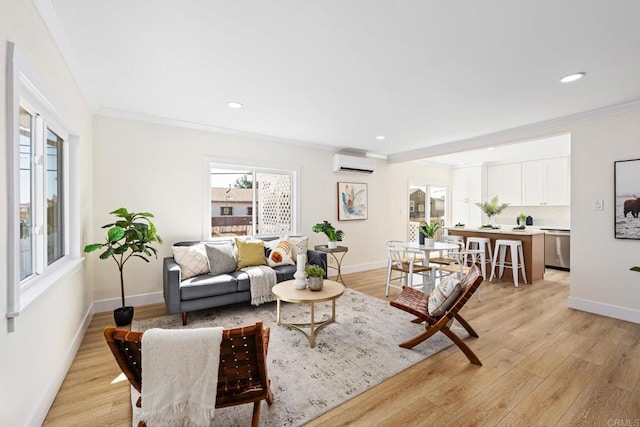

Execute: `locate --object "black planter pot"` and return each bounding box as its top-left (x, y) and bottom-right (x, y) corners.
top-left (114, 306), bottom-right (134, 326)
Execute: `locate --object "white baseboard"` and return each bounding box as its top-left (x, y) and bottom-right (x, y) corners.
top-left (568, 296), bottom-right (640, 324)
top-left (28, 303), bottom-right (94, 427)
top-left (340, 260), bottom-right (387, 275)
top-left (93, 291), bottom-right (165, 313)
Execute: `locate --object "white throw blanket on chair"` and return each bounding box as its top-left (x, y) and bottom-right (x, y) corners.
top-left (242, 265), bottom-right (277, 306)
top-left (140, 327), bottom-right (223, 427)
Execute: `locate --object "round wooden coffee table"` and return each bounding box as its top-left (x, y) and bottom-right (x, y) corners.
top-left (271, 280), bottom-right (345, 348)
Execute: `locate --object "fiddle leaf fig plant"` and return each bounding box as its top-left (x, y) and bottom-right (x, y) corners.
top-left (84, 208), bottom-right (162, 308)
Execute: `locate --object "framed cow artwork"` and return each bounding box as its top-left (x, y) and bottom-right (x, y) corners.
top-left (614, 158), bottom-right (640, 239)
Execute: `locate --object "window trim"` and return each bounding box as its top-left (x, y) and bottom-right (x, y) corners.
top-left (203, 157), bottom-right (300, 241)
top-left (6, 42), bottom-right (82, 331)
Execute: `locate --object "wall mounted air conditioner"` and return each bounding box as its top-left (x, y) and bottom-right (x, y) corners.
top-left (332, 154), bottom-right (376, 174)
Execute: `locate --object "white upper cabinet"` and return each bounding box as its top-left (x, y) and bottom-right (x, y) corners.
top-left (451, 166), bottom-right (485, 227)
top-left (521, 157), bottom-right (570, 206)
top-left (487, 163), bottom-right (522, 206)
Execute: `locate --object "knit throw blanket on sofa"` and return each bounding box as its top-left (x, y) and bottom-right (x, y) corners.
top-left (242, 265), bottom-right (277, 306)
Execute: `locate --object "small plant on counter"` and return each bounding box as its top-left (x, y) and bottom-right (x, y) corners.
top-left (517, 213), bottom-right (528, 225)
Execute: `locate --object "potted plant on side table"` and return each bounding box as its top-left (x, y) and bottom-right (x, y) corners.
top-left (419, 222), bottom-right (441, 246)
top-left (312, 220), bottom-right (345, 249)
top-left (84, 207), bottom-right (162, 326)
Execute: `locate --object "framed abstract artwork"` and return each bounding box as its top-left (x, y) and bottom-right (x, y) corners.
top-left (614, 158), bottom-right (640, 239)
top-left (338, 182), bottom-right (367, 220)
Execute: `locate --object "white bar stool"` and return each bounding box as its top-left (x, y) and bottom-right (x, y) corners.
top-left (465, 237), bottom-right (492, 280)
top-left (490, 239), bottom-right (527, 287)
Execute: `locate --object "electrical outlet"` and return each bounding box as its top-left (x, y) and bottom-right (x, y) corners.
top-left (595, 200), bottom-right (604, 211)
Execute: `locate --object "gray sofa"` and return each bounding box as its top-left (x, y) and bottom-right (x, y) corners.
top-left (163, 238), bottom-right (327, 325)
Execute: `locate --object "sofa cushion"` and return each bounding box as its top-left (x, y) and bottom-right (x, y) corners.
top-left (235, 238), bottom-right (267, 268)
top-left (265, 238), bottom-right (295, 267)
top-left (272, 264), bottom-right (297, 282)
top-left (205, 242), bottom-right (237, 275)
top-left (172, 244), bottom-right (210, 279)
top-left (229, 270), bottom-right (251, 292)
top-left (180, 274), bottom-right (239, 300)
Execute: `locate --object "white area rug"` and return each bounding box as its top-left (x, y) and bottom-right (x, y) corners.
top-left (131, 288), bottom-right (462, 426)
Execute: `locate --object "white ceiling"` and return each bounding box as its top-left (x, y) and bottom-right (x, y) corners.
top-left (42, 0), bottom-right (640, 163)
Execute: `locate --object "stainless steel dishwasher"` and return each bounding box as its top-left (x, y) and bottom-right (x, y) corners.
top-left (543, 229), bottom-right (570, 270)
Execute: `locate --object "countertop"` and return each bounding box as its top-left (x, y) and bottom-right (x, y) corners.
top-left (444, 226), bottom-right (546, 236)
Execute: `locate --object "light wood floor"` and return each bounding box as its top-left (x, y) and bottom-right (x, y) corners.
top-left (44, 268), bottom-right (640, 426)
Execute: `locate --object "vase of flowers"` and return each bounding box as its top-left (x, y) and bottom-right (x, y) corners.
top-left (475, 195), bottom-right (509, 229)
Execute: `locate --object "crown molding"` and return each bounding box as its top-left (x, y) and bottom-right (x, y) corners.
top-left (388, 99), bottom-right (640, 164)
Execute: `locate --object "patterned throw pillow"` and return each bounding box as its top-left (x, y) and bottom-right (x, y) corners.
top-left (235, 238), bottom-right (267, 269)
top-left (428, 276), bottom-right (463, 317)
top-left (265, 239), bottom-right (295, 267)
top-left (287, 236), bottom-right (309, 260)
top-left (172, 244), bottom-right (210, 280)
top-left (205, 242), bottom-right (237, 275)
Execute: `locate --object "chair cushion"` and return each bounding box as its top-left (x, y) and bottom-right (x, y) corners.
top-left (172, 244), bottom-right (210, 279)
top-left (428, 276), bottom-right (463, 316)
top-left (205, 242), bottom-right (237, 275)
top-left (180, 274), bottom-right (238, 300)
top-left (235, 238), bottom-right (267, 268)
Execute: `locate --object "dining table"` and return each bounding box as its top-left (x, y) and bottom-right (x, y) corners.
top-left (395, 241), bottom-right (461, 291)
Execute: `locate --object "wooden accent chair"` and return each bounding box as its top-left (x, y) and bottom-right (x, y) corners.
top-left (390, 265), bottom-right (484, 365)
top-left (104, 321), bottom-right (274, 427)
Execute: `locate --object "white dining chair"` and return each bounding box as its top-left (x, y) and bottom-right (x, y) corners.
top-left (385, 241), bottom-right (433, 296)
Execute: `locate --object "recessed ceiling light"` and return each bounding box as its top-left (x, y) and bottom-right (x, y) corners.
top-left (487, 146), bottom-right (496, 151)
top-left (376, 135), bottom-right (386, 140)
top-left (227, 101), bottom-right (243, 109)
top-left (560, 72), bottom-right (586, 83)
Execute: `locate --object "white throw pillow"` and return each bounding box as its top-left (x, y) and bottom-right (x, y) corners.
top-left (287, 236), bottom-right (309, 260)
top-left (265, 238), bottom-right (295, 267)
top-left (428, 276), bottom-right (463, 317)
top-left (172, 244), bottom-right (210, 280)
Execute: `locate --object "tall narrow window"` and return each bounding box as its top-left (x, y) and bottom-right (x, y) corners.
top-left (46, 128), bottom-right (64, 265)
top-left (7, 42), bottom-right (79, 329)
top-left (19, 107), bottom-right (34, 280)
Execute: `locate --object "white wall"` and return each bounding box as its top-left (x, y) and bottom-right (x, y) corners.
top-left (0, 1), bottom-right (94, 425)
top-left (569, 109), bottom-right (640, 323)
top-left (91, 116), bottom-right (452, 306)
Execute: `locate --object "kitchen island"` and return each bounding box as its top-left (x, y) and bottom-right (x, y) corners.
top-left (446, 227), bottom-right (546, 283)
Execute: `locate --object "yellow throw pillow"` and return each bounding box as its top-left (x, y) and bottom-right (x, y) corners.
top-left (235, 238), bottom-right (267, 268)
